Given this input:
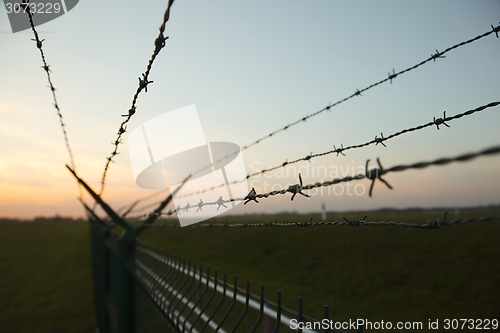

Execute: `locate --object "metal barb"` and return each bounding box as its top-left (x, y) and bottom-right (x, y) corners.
top-left (365, 158), bottom-right (393, 197)
top-left (196, 199), bottom-right (203, 212)
top-left (138, 73), bottom-right (154, 93)
top-left (433, 111), bottom-right (450, 130)
top-left (122, 106), bottom-right (136, 117)
top-left (333, 144), bottom-right (346, 156)
top-left (155, 32), bottom-right (169, 50)
top-left (388, 69), bottom-right (397, 83)
top-left (301, 218), bottom-right (313, 231)
top-left (216, 196), bottom-right (227, 210)
top-left (375, 133), bottom-right (387, 147)
top-left (492, 23), bottom-right (500, 38)
top-left (31, 38), bottom-right (44, 49)
top-left (287, 173), bottom-right (310, 201)
top-left (431, 49), bottom-right (445, 61)
top-left (244, 188), bottom-right (259, 205)
top-left (426, 212), bottom-right (447, 229)
top-left (343, 215), bottom-right (367, 230)
top-left (117, 125), bottom-right (127, 135)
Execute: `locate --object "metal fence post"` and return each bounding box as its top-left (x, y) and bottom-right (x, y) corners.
top-left (68, 166), bottom-right (137, 333)
top-left (116, 229), bottom-right (136, 333)
top-left (83, 202), bottom-right (111, 333)
top-left (68, 165), bottom-right (185, 333)
top-left (89, 221), bottom-right (110, 333)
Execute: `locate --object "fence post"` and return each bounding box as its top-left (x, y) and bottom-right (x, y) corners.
top-left (82, 201), bottom-right (111, 333)
top-left (68, 166), bottom-right (137, 333)
top-left (89, 220), bottom-right (111, 333)
top-left (68, 165), bottom-right (185, 333)
top-left (116, 228), bottom-right (136, 333)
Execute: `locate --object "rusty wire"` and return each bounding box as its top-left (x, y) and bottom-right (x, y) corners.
top-left (123, 145), bottom-right (500, 219)
top-left (97, 0), bottom-right (175, 198)
top-left (23, 3), bottom-right (83, 198)
top-left (129, 215), bottom-right (500, 229)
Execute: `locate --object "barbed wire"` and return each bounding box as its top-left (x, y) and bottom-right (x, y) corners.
top-left (130, 215), bottom-right (500, 230)
top-left (23, 2), bottom-right (83, 198)
top-left (122, 101), bottom-right (500, 215)
top-left (117, 24), bottom-right (500, 214)
top-left (178, 23), bottom-right (500, 184)
top-left (97, 0), bottom-right (175, 198)
top-left (173, 100), bottom-right (500, 199)
top-left (238, 23), bottom-right (500, 150)
top-left (124, 145), bottom-right (500, 220)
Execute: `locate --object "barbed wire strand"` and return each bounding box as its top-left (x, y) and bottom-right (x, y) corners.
top-left (117, 24), bottom-right (500, 213)
top-left (129, 215), bottom-right (500, 230)
top-left (175, 100), bottom-right (500, 199)
top-left (23, 3), bottom-right (83, 199)
top-left (123, 101), bottom-right (500, 214)
top-left (178, 23), bottom-right (500, 184)
top-left (97, 0), bottom-right (175, 199)
top-left (124, 145), bottom-right (500, 220)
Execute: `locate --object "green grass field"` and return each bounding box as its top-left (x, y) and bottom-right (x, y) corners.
top-left (0, 221), bottom-right (94, 333)
top-left (1, 209), bottom-right (499, 332)
top-left (139, 209), bottom-right (500, 328)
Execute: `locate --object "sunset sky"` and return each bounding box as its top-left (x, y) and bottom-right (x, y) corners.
top-left (1, 0), bottom-right (499, 220)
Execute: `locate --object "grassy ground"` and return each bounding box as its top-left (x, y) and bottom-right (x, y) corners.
top-left (139, 209), bottom-right (500, 330)
top-left (1, 209), bottom-right (498, 332)
top-left (0, 221), bottom-right (94, 333)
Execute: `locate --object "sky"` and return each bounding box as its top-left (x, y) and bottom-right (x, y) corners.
top-left (0, 0), bottom-right (499, 220)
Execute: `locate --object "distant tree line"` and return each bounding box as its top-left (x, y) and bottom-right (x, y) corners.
top-left (0, 215), bottom-right (84, 222)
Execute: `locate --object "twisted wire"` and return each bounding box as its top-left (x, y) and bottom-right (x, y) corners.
top-left (118, 25), bottom-right (500, 213)
top-left (98, 0), bottom-right (175, 198)
top-left (124, 101), bottom-right (500, 214)
top-left (183, 23), bottom-right (500, 182)
top-left (175, 101), bottom-right (500, 199)
top-left (24, 4), bottom-right (83, 198)
top-left (124, 145), bottom-right (500, 219)
top-left (133, 215), bottom-right (500, 229)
